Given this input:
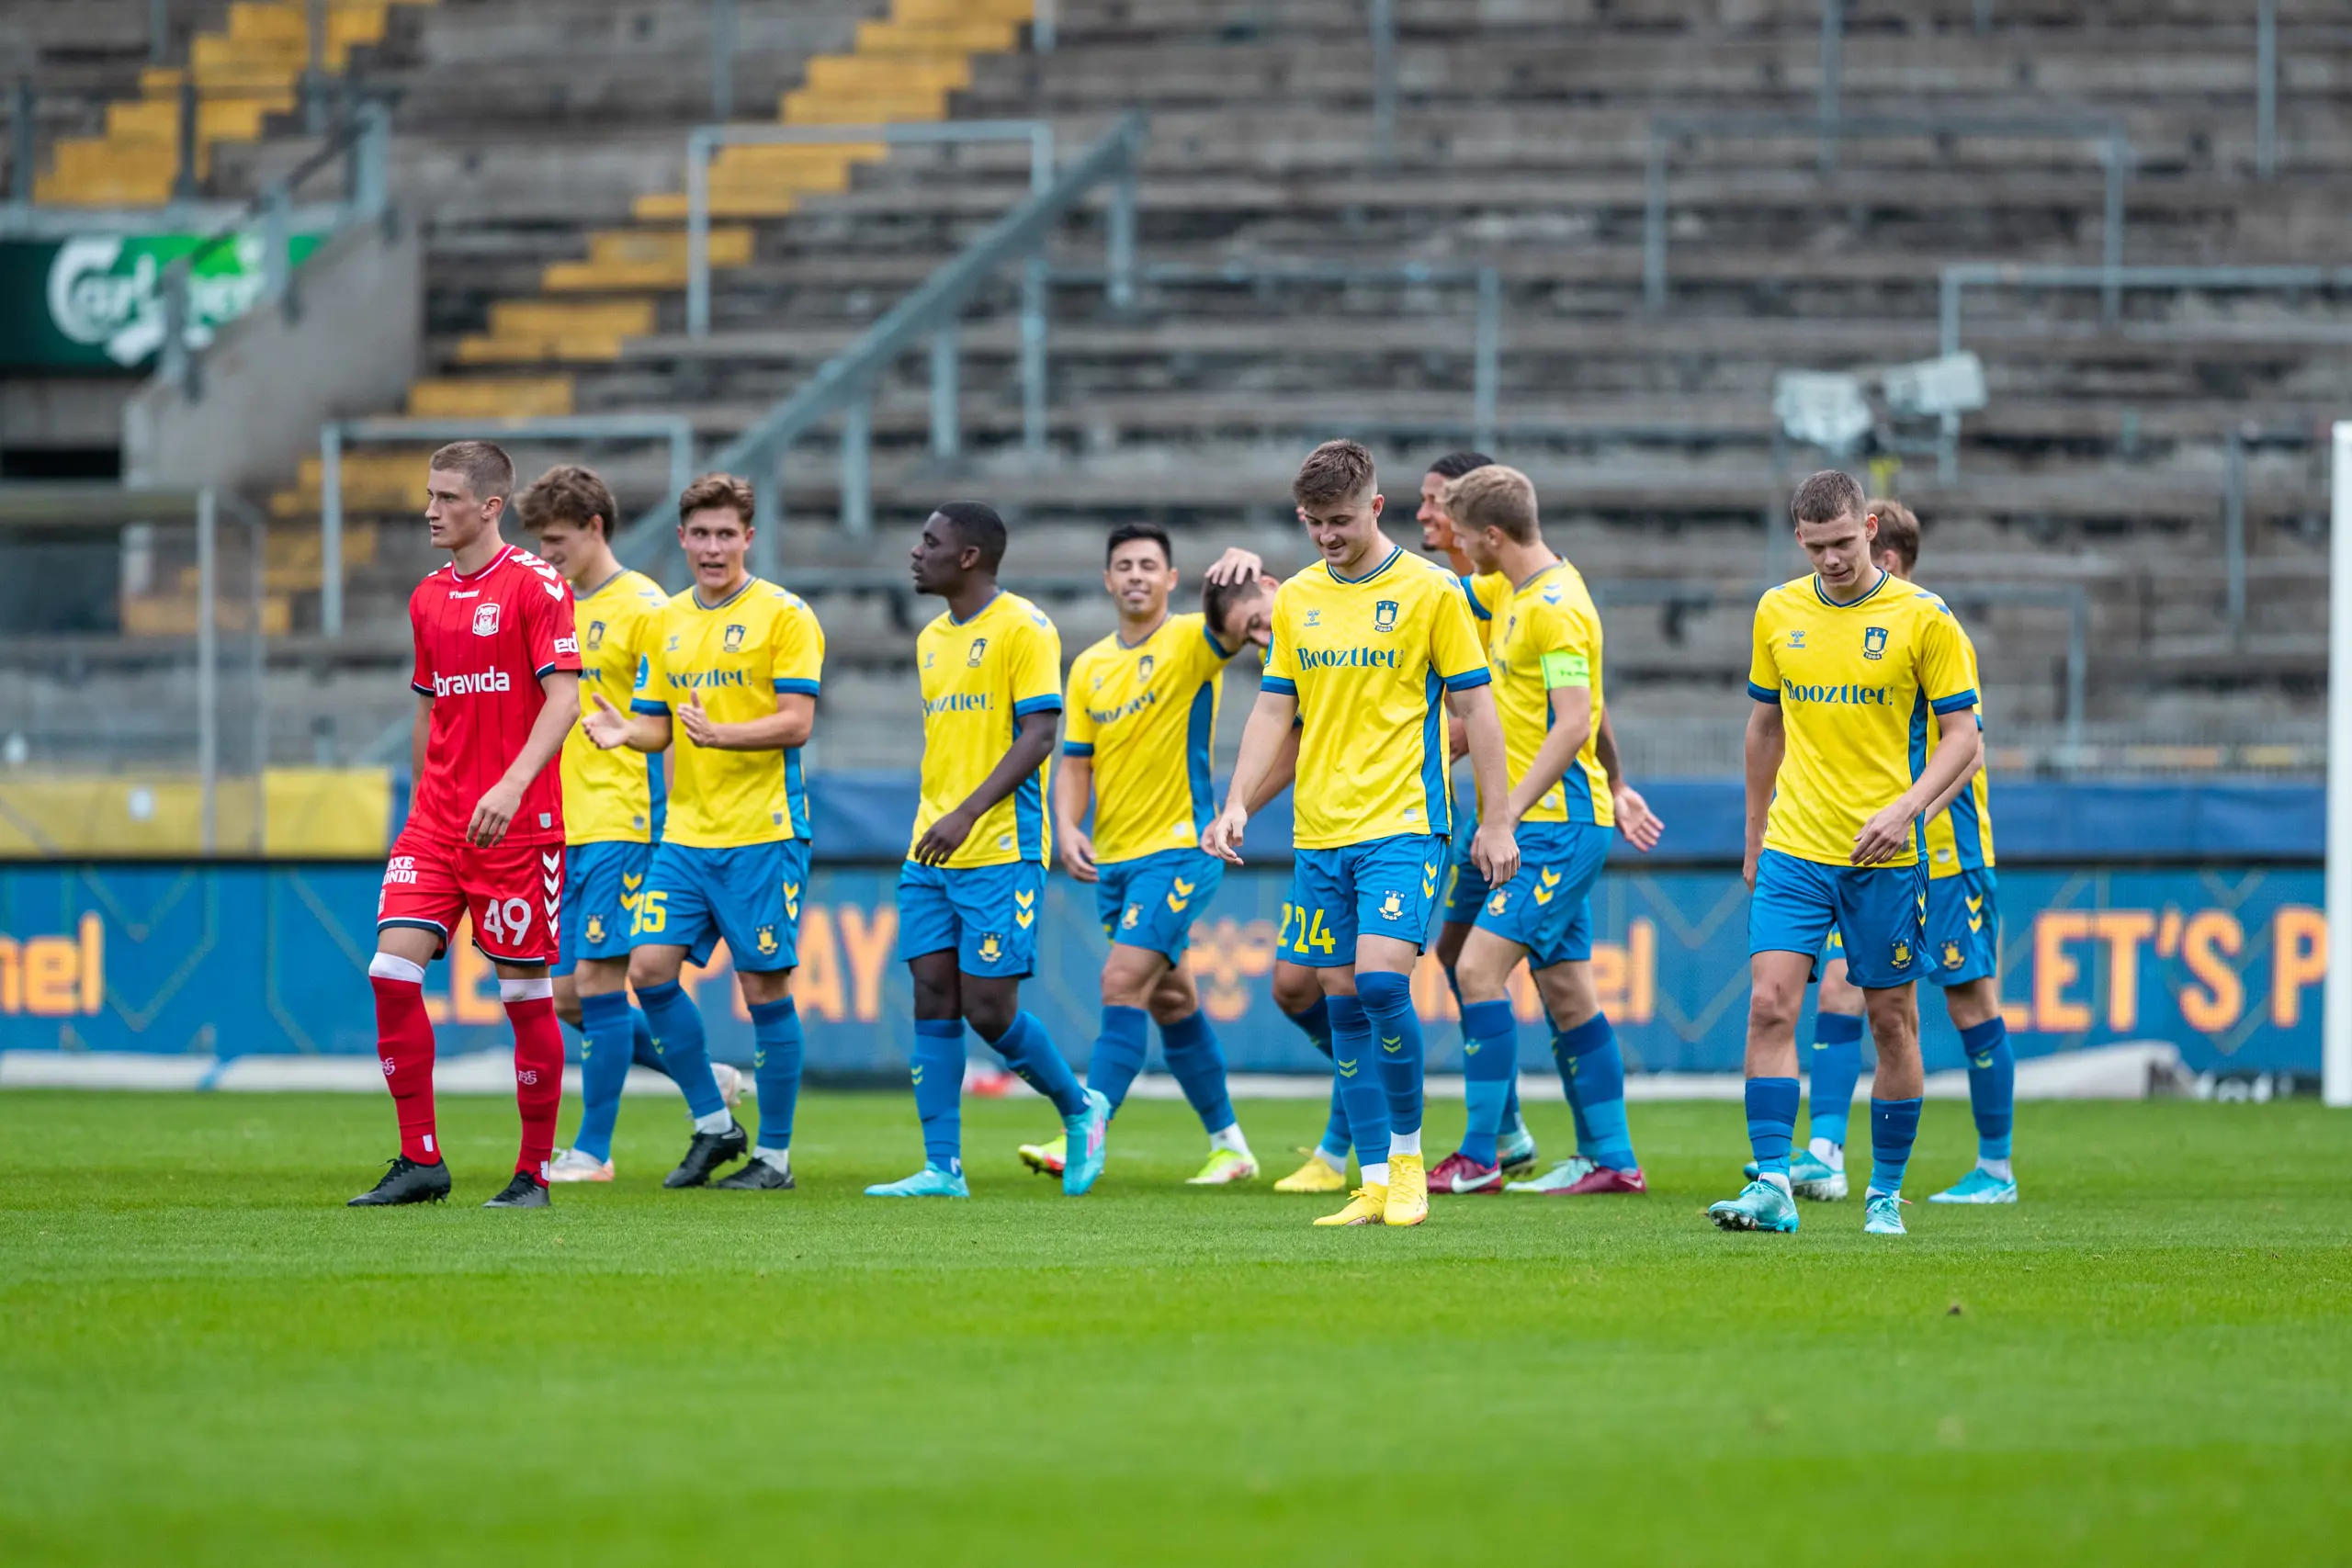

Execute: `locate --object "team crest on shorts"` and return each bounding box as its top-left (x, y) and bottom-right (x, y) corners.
top-left (1487, 888), bottom-right (1509, 916)
top-left (978, 933), bottom-right (1004, 963)
top-left (1862, 626), bottom-right (1889, 660)
top-left (1892, 940), bottom-right (1913, 969)
top-left (755, 925), bottom-right (779, 958)
top-left (585, 619), bottom-right (606, 650)
top-left (1122, 903), bottom-right (1141, 930)
top-left (724, 624), bottom-right (747, 652)
top-left (585, 913), bottom-right (606, 944)
top-left (1374, 600), bottom-right (1399, 633)
top-left (1379, 889), bottom-right (1405, 920)
top-left (967, 637), bottom-right (988, 666)
top-left (472, 602), bottom-right (501, 637)
top-left (1942, 940), bottom-right (1963, 969)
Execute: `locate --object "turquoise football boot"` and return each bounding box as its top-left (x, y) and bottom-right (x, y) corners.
top-left (1862, 1192), bottom-right (1907, 1235)
top-left (1928, 1168), bottom-right (2018, 1204)
top-left (1707, 1179), bottom-right (1801, 1233)
top-left (1061, 1088), bottom-right (1110, 1196)
top-left (1497, 1123), bottom-right (1541, 1176)
top-left (1744, 1148), bottom-right (1847, 1200)
top-left (865, 1163), bottom-right (969, 1198)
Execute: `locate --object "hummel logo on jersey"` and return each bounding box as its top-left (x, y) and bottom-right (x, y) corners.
top-left (1965, 893), bottom-right (1984, 912)
top-left (1539, 866), bottom-right (1561, 887)
top-left (1304, 609), bottom-right (1320, 626)
top-left (1172, 876), bottom-right (1195, 897)
top-left (1013, 889), bottom-right (1035, 909)
top-left (472, 603), bottom-right (501, 637)
top-left (1788, 630), bottom-right (1805, 649)
top-left (1532, 884), bottom-right (1555, 906)
top-left (1862, 626), bottom-right (1888, 660)
top-left (1016, 909), bottom-right (1035, 929)
top-left (1165, 890), bottom-right (1189, 913)
top-left (784, 881), bottom-right (801, 919)
top-left (435, 668), bottom-right (512, 696)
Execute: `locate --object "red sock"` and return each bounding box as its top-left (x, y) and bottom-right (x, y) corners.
top-left (370, 964), bottom-right (439, 1164)
top-left (504, 980), bottom-right (564, 1183)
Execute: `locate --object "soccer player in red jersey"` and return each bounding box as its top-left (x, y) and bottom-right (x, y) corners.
top-left (351, 441), bottom-right (583, 1209)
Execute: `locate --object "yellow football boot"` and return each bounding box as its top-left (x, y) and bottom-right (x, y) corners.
top-left (1313, 1182), bottom-right (1390, 1226)
top-left (1273, 1153), bottom-right (1348, 1193)
top-left (1383, 1153), bottom-right (1429, 1226)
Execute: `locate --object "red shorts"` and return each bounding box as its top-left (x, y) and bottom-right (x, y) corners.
top-left (378, 827), bottom-right (565, 964)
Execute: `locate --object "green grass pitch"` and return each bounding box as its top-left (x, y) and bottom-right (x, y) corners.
top-left (3, 1089), bottom-right (2347, 1565)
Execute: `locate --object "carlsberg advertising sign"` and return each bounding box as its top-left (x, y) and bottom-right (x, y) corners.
top-left (0, 232), bottom-right (320, 371)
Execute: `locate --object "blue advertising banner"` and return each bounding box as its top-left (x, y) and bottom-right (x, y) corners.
top-left (0, 862), bottom-right (2324, 1076)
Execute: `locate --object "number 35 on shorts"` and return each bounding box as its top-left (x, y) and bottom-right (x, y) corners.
top-left (1279, 900), bottom-right (1338, 957)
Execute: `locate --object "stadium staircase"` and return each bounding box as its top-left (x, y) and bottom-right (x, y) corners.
top-left (57, 0), bottom-right (2350, 775)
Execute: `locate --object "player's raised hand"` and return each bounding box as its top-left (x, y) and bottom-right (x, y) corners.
top-left (581, 691), bottom-right (632, 750)
top-left (1201, 803), bottom-right (1249, 865)
top-left (1201, 547), bottom-right (1265, 586)
top-left (469, 777), bottom-right (523, 847)
top-left (1470, 820), bottom-right (1519, 886)
top-left (1613, 784), bottom-right (1664, 852)
top-left (1850, 801), bottom-right (1913, 867)
top-left (1058, 825), bottom-right (1100, 884)
top-left (913, 804), bottom-right (976, 866)
top-left (677, 688), bottom-right (723, 748)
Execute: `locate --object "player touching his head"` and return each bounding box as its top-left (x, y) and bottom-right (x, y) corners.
top-left (1203, 440), bottom-right (1517, 1228)
top-left (1713, 470), bottom-right (1982, 1237)
top-left (1763, 500), bottom-right (2014, 1205)
top-left (355, 441), bottom-right (581, 1209)
top-left (581, 473), bottom-right (824, 1192)
top-left (1418, 466), bottom-right (1656, 1198)
top-left (518, 465), bottom-right (741, 1184)
top-left (1015, 525), bottom-right (1276, 1186)
top-left (869, 502), bottom-right (1110, 1199)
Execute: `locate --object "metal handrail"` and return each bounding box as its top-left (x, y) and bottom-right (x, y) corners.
top-left (318, 415), bottom-right (696, 637)
top-left (1645, 112), bottom-right (2132, 311)
top-left (620, 113), bottom-right (1147, 559)
top-left (684, 119), bottom-right (1058, 338)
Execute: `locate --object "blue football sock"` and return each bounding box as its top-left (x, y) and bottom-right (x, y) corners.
top-left (629, 1008), bottom-right (666, 1075)
top-left (1327, 994), bottom-right (1388, 1162)
top-left (1458, 998), bottom-right (1516, 1168)
top-left (1556, 1013), bottom-right (1637, 1172)
top-left (1959, 1017), bottom-right (2015, 1162)
top-left (1869, 1096), bottom-right (1924, 1198)
top-left (1284, 998), bottom-right (1350, 1158)
top-left (748, 997), bottom-right (803, 1151)
top-left (910, 1018), bottom-right (966, 1173)
top-left (1807, 1010), bottom-right (1864, 1148)
top-left (1086, 1004), bottom-right (1150, 1115)
top-left (1355, 970), bottom-right (1424, 1138)
top-left (572, 988), bottom-right (633, 1164)
top-left (636, 980), bottom-right (725, 1121)
top-left (1159, 1010), bottom-right (1236, 1134)
top-left (1746, 1076), bottom-right (1801, 1180)
top-left (1501, 1076), bottom-right (1524, 1137)
top-left (981, 1010), bottom-right (1086, 1118)
top-left (1550, 1025), bottom-right (1596, 1154)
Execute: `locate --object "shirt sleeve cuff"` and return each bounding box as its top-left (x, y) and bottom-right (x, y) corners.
top-left (1747, 681), bottom-right (1781, 704)
top-left (1929, 689), bottom-right (1979, 716)
top-left (1259, 674), bottom-right (1297, 696)
top-left (1012, 694), bottom-right (1063, 717)
top-left (534, 662), bottom-right (560, 680)
top-left (410, 681), bottom-right (432, 695)
top-left (630, 698), bottom-right (670, 715)
top-left (774, 677), bottom-right (820, 695)
top-left (1441, 667), bottom-right (1492, 693)
top-left (1061, 741), bottom-right (1095, 758)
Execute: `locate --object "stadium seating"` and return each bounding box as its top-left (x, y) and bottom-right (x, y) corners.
top-left (43, 0), bottom-right (2351, 774)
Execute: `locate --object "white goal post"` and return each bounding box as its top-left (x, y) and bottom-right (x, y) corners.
top-left (2329, 421), bottom-right (2352, 1106)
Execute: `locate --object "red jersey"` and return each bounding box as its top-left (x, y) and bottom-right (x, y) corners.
top-left (405, 544), bottom-right (581, 846)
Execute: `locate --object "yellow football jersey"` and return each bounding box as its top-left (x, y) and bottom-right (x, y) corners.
top-left (1463, 569), bottom-right (1511, 656)
top-left (1746, 571), bottom-right (1977, 867)
top-left (1920, 616), bottom-right (1995, 879)
top-left (562, 568), bottom-right (669, 845)
top-left (1261, 545), bottom-right (1490, 851)
top-left (630, 576), bottom-right (824, 849)
top-left (910, 591), bottom-right (1064, 869)
top-left (1488, 560), bottom-right (1614, 828)
top-left (1064, 611), bottom-right (1238, 864)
